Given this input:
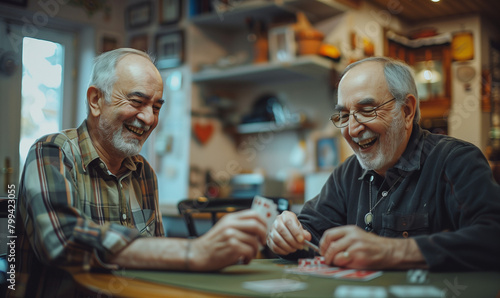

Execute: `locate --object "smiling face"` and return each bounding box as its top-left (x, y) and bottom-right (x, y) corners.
top-left (337, 61), bottom-right (412, 176)
top-left (90, 54), bottom-right (164, 160)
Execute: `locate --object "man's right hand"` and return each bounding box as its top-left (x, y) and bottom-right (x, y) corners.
top-left (267, 210), bottom-right (311, 255)
top-left (189, 209), bottom-right (268, 271)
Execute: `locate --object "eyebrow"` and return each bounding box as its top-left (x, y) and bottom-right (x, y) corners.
top-left (334, 97), bottom-right (376, 111)
top-left (128, 91), bottom-right (165, 105)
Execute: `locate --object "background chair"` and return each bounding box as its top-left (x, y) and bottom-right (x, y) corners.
top-left (177, 197), bottom-right (289, 238)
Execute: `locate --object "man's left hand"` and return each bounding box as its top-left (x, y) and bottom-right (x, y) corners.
top-left (319, 225), bottom-right (403, 269)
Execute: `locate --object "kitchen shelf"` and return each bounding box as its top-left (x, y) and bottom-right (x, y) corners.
top-left (190, 0), bottom-right (350, 28)
top-left (192, 55), bottom-right (335, 85)
top-left (234, 120), bottom-right (314, 134)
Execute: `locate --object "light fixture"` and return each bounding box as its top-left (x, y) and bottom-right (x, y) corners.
top-left (431, 0), bottom-right (440, 2)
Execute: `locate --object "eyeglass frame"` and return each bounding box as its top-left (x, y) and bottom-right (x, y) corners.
top-left (329, 97), bottom-right (397, 128)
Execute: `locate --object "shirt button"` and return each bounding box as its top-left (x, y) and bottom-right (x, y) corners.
top-left (122, 214), bottom-right (127, 220)
top-left (100, 163), bottom-right (105, 169)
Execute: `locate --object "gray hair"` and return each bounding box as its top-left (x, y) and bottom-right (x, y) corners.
top-left (88, 48), bottom-right (155, 107)
top-left (340, 57), bottom-right (420, 124)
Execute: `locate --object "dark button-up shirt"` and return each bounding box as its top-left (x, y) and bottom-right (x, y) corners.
top-left (293, 124), bottom-right (500, 271)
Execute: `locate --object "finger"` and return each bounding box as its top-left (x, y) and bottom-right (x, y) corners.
top-left (320, 228), bottom-right (351, 265)
top-left (319, 226), bottom-right (349, 251)
top-left (280, 211), bottom-right (306, 243)
top-left (226, 209), bottom-right (268, 226)
top-left (333, 250), bottom-right (352, 267)
top-left (267, 231), bottom-right (294, 255)
top-left (216, 215), bottom-right (268, 244)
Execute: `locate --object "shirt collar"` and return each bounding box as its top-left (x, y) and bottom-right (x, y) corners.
top-left (77, 120), bottom-right (143, 173)
top-left (359, 123), bottom-right (425, 181)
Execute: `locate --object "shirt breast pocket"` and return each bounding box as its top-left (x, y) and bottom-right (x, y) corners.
top-left (135, 209), bottom-right (156, 237)
top-left (381, 213), bottom-right (429, 238)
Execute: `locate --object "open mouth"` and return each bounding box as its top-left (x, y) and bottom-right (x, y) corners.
top-left (125, 124), bottom-right (145, 136)
top-left (357, 136), bottom-right (378, 149)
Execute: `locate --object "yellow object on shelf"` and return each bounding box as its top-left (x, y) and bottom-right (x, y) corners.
top-left (319, 44), bottom-right (341, 61)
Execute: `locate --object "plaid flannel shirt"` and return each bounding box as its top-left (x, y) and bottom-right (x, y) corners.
top-left (7, 121), bottom-right (164, 297)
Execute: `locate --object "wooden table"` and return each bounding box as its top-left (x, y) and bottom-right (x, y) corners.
top-left (69, 259), bottom-right (500, 297)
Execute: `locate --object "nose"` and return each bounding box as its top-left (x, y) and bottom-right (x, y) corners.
top-left (347, 114), bottom-right (364, 138)
top-left (137, 105), bottom-right (155, 127)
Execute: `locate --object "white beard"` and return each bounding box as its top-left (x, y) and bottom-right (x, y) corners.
top-left (98, 118), bottom-right (144, 157)
top-left (355, 111), bottom-right (406, 171)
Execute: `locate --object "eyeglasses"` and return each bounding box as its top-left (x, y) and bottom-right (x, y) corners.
top-left (330, 98), bottom-right (396, 128)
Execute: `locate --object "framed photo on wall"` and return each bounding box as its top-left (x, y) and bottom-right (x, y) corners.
top-left (159, 0), bottom-right (182, 25)
top-left (98, 31), bottom-right (123, 54)
top-left (156, 31), bottom-right (184, 69)
top-left (126, 1), bottom-right (152, 29)
top-left (316, 137), bottom-right (340, 171)
top-left (130, 34), bottom-right (149, 52)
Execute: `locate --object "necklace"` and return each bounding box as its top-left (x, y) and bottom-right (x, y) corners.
top-left (364, 175), bottom-right (402, 232)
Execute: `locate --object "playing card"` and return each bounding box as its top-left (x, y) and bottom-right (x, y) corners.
top-left (389, 285), bottom-right (445, 298)
top-left (242, 279), bottom-right (308, 294)
top-left (335, 270), bottom-right (383, 281)
top-left (251, 195), bottom-right (278, 233)
top-left (334, 286), bottom-right (388, 298)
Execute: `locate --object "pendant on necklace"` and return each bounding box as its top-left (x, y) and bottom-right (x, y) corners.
top-left (381, 191), bottom-right (388, 197)
top-left (364, 212), bottom-right (373, 225)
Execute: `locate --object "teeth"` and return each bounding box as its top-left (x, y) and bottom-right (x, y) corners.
top-left (126, 125), bottom-right (144, 136)
top-left (358, 137), bottom-right (376, 146)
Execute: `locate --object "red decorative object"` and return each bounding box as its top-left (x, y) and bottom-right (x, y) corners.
top-left (192, 122), bottom-right (214, 145)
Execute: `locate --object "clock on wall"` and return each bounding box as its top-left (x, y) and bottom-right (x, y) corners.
top-left (451, 31), bottom-right (474, 61)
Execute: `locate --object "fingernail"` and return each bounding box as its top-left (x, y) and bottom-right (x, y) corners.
top-left (297, 235), bottom-right (304, 242)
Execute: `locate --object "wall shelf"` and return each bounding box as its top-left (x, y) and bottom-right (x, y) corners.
top-left (192, 55), bottom-right (335, 85)
top-left (190, 0), bottom-right (350, 28)
top-left (234, 120), bottom-right (314, 134)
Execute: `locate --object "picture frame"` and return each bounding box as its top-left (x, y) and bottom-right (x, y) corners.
top-left (97, 30), bottom-right (123, 54)
top-left (159, 0), bottom-right (182, 25)
top-left (126, 1), bottom-right (152, 29)
top-left (316, 137), bottom-right (340, 171)
top-left (268, 25), bottom-right (296, 62)
top-left (156, 31), bottom-right (184, 69)
top-left (130, 34), bottom-right (149, 52)
top-left (102, 36), bottom-right (119, 53)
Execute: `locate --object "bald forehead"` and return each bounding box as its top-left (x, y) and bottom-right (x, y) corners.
top-left (337, 61), bottom-right (389, 106)
top-left (342, 61), bottom-right (383, 81)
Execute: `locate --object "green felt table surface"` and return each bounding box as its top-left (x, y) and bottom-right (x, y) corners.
top-left (114, 259), bottom-right (500, 297)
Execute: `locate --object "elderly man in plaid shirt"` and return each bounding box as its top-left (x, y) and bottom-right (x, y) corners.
top-left (8, 48), bottom-right (267, 297)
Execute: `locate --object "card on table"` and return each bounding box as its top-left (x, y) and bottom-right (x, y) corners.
top-left (334, 286), bottom-right (388, 298)
top-left (285, 257), bottom-right (383, 281)
top-left (389, 285), bottom-right (445, 298)
top-left (334, 270), bottom-right (383, 281)
top-left (242, 278), bottom-right (308, 294)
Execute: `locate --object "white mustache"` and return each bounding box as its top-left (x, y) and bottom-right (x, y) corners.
top-left (126, 119), bottom-right (150, 132)
top-left (352, 130), bottom-right (377, 143)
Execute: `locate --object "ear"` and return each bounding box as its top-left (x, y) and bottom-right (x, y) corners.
top-left (87, 86), bottom-right (103, 117)
top-left (403, 95), bottom-right (417, 130)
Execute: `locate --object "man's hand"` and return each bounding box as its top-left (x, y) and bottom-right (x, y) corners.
top-left (319, 225), bottom-right (427, 270)
top-left (267, 211), bottom-right (312, 255)
top-left (190, 209), bottom-right (268, 271)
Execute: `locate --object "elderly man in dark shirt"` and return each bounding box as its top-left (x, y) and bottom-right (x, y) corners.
top-left (268, 56), bottom-right (500, 271)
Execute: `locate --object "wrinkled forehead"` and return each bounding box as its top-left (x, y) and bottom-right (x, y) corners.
top-left (337, 62), bottom-right (387, 107)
